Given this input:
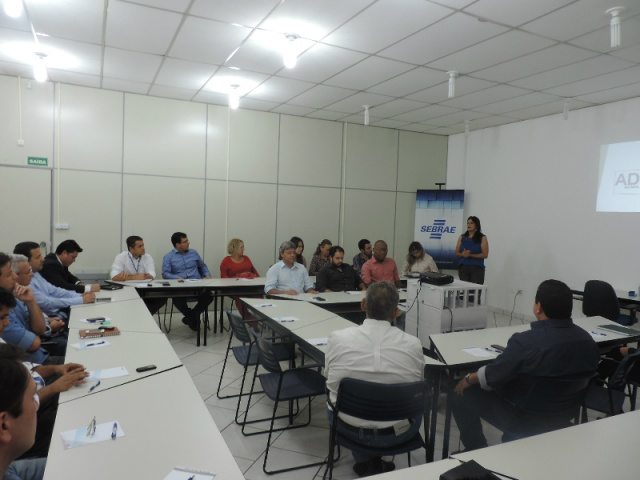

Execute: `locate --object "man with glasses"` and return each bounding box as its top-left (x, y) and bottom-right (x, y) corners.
top-left (162, 232), bottom-right (212, 331)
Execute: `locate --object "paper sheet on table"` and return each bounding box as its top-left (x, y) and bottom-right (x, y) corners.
top-left (71, 340), bottom-right (112, 351)
top-left (462, 347), bottom-right (494, 358)
top-left (256, 303), bottom-right (275, 308)
top-left (184, 279), bottom-right (201, 282)
top-left (61, 420), bottom-right (124, 449)
top-left (589, 330), bottom-right (608, 339)
top-left (275, 316), bottom-right (300, 323)
top-left (79, 316), bottom-right (112, 324)
top-left (307, 337), bottom-right (328, 346)
top-left (87, 366), bottom-right (129, 381)
top-left (164, 467), bottom-right (216, 480)
top-left (125, 279), bottom-right (149, 283)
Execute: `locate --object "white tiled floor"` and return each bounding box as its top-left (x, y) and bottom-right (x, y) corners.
top-left (162, 308), bottom-right (637, 480)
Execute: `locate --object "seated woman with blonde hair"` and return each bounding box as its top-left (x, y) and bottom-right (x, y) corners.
top-left (401, 241), bottom-right (438, 276)
top-left (220, 238), bottom-right (259, 317)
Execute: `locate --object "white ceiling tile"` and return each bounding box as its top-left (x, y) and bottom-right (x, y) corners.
top-left (261, 0), bottom-right (376, 41)
top-left (323, 0), bottom-right (453, 54)
top-left (379, 12), bottom-right (509, 65)
top-left (400, 123), bottom-right (439, 133)
top-left (367, 67), bottom-right (445, 96)
top-left (428, 0), bottom-right (476, 9)
top-left (102, 77), bottom-right (150, 94)
top-left (28, 0), bottom-right (104, 44)
top-left (192, 90), bottom-right (228, 106)
top-left (190, 0), bottom-right (281, 27)
top-left (371, 118), bottom-right (412, 129)
top-left (341, 113), bottom-right (379, 124)
top-left (0, 27), bottom-right (44, 64)
top-left (0, 59), bottom-right (36, 78)
top-left (543, 65), bottom-right (640, 97)
top-left (474, 92), bottom-right (561, 115)
top-left (155, 58), bottom-right (218, 90)
top-left (441, 84), bottom-right (532, 109)
top-left (369, 98), bottom-right (428, 117)
top-left (574, 81), bottom-right (640, 104)
top-left (203, 67), bottom-right (269, 96)
top-left (405, 76), bottom-right (497, 103)
top-left (470, 115), bottom-right (519, 129)
top-left (391, 104), bottom-right (461, 122)
top-left (169, 16), bottom-right (251, 65)
top-left (326, 91), bottom-right (395, 114)
top-left (148, 84), bottom-right (197, 101)
top-left (105, 1), bottom-right (182, 55)
top-left (427, 30), bottom-right (555, 73)
top-left (247, 76), bottom-right (314, 103)
top-left (425, 109), bottom-right (490, 126)
top-left (423, 126), bottom-right (463, 135)
top-left (288, 84), bottom-right (357, 109)
top-left (227, 29), bottom-right (314, 75)
top-left (324, 56), bottom-right (414, 90)
top-left (233, 97), bottom-right (280, 112)
top-left (472, 44), bottom-right (599, 83)
top-left (276, 43), bottom-right (368, 83)
top-left (502, 100), bottom-right (580, 121)
top-left (270, 104), bottom-right (317, 116)
top-left (103, 47), bottom-right (162, 83)
top-left (132, 0), bottom-right (194, 13)
top-left (0, 9), bottom-right (31, 31)
top-left (463, 0), bottom-right (575, 27)
top-left (521, 0), bottom-right (639, 42)
top-left (305, 110), bottom-right (349, 121)
top-left (510, 55), bottom-right (636, 91)
top-left (569, 14), bottom-right (640, 53)
top-left (48, 69), bottom-right (101, 88)
top-left (610, 43), bottom-right (640, 63)
top-left (38, 36), bottom-right (102, 75)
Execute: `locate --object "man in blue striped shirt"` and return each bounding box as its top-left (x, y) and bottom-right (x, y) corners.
top-left (162, 232), bottom-right (212, 331)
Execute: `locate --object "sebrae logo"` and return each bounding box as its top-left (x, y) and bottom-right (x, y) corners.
top-left (420, 219), bottom-right (456, 239)
top-left (613, 170), bottom-right (640, 194)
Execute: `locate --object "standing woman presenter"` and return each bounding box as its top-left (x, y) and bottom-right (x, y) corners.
top-left (455, 216), bottom-right (489, 284)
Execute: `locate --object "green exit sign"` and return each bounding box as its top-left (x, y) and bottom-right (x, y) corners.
top-left (27, 156), bottom-right (48, 167)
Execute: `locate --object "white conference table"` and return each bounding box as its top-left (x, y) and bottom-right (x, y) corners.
top-left (271, 289), bottom-right (407, 314)
top-left (430, 315), bottom-right (640, 458)
top-left (69, 286), bottom-right (142, 304)
top-left (44, 367), bottom-right (245, 480)
top-left (69, 298), bottom-right (161, 333)
top-left (372, 409), bottom-right (640, 479)
top-left (60, 328), bottom-right (182, 403)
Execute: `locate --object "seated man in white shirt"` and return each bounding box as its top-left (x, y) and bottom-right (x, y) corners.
top-left (110, 236), bottom-right (164, 315)
top-left (324, 281), bottom-right (426, 477)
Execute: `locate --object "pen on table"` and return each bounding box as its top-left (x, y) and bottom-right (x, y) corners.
top-left (314, 342), bottom-right (327, 346)
top-left (88, 380), bottom-right (101, 393)
top-left (111, 422), bottom-right (118, 439)
top-left (187, 476), bottom-right (195, 480)
top-left (485, 347), bottom-right (501, 354)
top-left (591, 331), bottom-right (607, 337)
top-left (86, 340), bottom-right (105, 347)
top-left (279, 319), bottom-right (296, 322)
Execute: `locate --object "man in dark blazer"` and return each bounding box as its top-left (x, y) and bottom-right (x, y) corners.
top-left (40, 240), bottom-right (100, 294)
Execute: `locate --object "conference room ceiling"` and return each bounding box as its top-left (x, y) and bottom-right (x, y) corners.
top-left (1, 0), bottom-right (639, 135)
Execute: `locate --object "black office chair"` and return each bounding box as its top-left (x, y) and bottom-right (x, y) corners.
top-left (243, 330), bottom-right (326, 475)
top-left (582, 350), bottom-right (640, 420)
top-left (500, 373), bottom-right (594, 442)
top-left (325, 379), bottom-right (430, 480)
top-left (216, 308), bottom-right (295, 426)
top-left (582, 280), bottom-right (637, 326)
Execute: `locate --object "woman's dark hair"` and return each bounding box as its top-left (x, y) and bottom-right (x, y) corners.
top-left (464, 216), bottom-right (484, 243)
top-left (313, 239), bottom-right (332, 256)
top-left (0, 344), bottom-right (30, 418)
top-left (406, 241), bottom-right (424, 268)
top-left (290, 236), bottom-right (304, 264)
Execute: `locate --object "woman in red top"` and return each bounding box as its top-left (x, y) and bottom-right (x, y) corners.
top-left (220, 238), bottom-right (259, 317)
top-left (220, 238), bottom-right (259, 279)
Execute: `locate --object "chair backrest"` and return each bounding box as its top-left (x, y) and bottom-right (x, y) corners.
top-left (583, 280), bottom-right (620, 321)
top-left (609, 350), bottom-right (640, 391)
top-left (517, 373), bottom-right (595, 417)
top-left (224, 308), bottom-right (252, 344)
top-left (335, 378), bottom-right (428, 423)
top-left (251, 330), bottom-right (284, 375)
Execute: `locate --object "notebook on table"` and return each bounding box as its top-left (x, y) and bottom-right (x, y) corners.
top-left (79, 327), bottom-right (121, 339)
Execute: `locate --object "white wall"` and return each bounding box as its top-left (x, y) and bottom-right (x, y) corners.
top-left (447, 96), bottom-right (640, 318)
top-left (0, 74), bottom-right (448, 278)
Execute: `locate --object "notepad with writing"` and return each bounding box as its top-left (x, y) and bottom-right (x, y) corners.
top-left (79, 327), bottom-right (121, 339)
